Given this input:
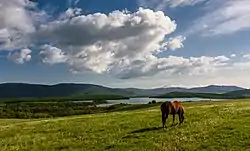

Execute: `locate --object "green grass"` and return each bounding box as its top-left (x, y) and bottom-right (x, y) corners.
top-left (1, 99), bottom-right (250, 151)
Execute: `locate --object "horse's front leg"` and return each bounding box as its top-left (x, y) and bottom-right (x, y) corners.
top-left (178, 113), bottom-right (182, 125)
top-left (178, 112), bottom-right (184, 125)
top-left (171, 114), bottom-right (175, 126)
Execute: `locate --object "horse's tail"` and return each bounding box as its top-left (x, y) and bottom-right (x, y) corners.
top-left (160, 102), bottom-right (167, 114)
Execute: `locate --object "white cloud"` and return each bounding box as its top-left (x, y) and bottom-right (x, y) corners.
top-left (35, 8), bottom-right (230, 79)
top-left (165, 35), bottom-right (186, 50)
top-left (167, 0), bottom-right (207, 8)
top-left (112, 55), bottom-right (229, 79)
top-left (0, 4), bottom-right (232, 79)
top-left (108, 58), bottom-right (250, 88)
top-left (0, 0), bottom-right (35, 33)
top-left (0, 0), bottom-right (38, 50)
top-left (230, 54), bottom-right (236, 58)
top-left (0, 3), bottom-right (189, 79)
top-left (138, 0), bottom-right (207, 10)
top-left (67, 0), bottom-right (80, 6)
top-left (243, 54), bottom-right (250, 59)
top-left (58, 8), bottom-right (82, 20)
top-left (233, 61), bottom-right (250, 70)
top-left (39, 45), bottom-right (67, 65)
top-left (138, 0), bottom-right (250, 36)
top-left (7, 48), bottom-right (32, 64)
top-left (185, 0), bottom-right (250, 36)
top-left (34, 7), bottom-right (188, 78)
top-left (37, 8), bottom-right (177, 47)
top-left (0, 2), bottom-right (240, 81)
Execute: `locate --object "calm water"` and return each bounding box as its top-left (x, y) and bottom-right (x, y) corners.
top-left (96, 97), bottom-right (222, 107)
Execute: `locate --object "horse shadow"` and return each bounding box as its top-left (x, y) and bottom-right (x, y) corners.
top-left (129, 123), bottom-right (180, 134)
top-left (130, 126), bottom-right (162, 134)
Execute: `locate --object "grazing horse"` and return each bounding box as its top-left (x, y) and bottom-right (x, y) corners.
top-left (160, 101), bottom-right (185, 128)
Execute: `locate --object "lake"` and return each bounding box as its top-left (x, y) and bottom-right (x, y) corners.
top-left (96, 97), bottom-right (223, 107)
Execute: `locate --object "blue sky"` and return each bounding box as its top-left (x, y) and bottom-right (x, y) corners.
top-left (1, 0), bottom-right (250, 88)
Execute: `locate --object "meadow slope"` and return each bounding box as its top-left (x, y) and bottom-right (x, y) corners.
top-left (1, 100), bottom-right (250, 151)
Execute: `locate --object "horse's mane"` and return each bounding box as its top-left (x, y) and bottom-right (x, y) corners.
top-left (172, 100), bottom-right (182, 105)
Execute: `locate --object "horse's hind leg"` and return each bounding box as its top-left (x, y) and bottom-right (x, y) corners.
top-left (162, 112), bottom-right (166, 128)
top-left (162, 112), bottom-right (168, 129)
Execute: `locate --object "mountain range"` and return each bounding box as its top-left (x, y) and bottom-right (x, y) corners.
top-left (0, 83), bottom-right (247, 98)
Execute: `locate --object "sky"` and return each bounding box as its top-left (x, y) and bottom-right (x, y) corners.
top-left (1, 0), bottom-right (250, 88)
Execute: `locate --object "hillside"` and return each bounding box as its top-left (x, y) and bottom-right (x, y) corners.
top-left (123, 87), bottom-right (187, 96)
top-left (123, 85), bottom-right (245, 96)
top-left (187, 85), bottom-right (245, 93)
top-left (0, 83), bottom-right (245, 99)
top-left (0, 83), bottom-right (133, 98)
top-left (151, 91), bottom-right (246, 99)
top-left (1, 100), bottom-right (250, 151)
top-left (225, 89), bottom-right (250, 97)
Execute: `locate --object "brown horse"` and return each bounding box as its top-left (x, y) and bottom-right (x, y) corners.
top-left (160, 100), bottom-right (185, 128)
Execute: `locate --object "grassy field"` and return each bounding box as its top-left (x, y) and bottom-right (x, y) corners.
top-left (1, 99), bottom-right (250, 151)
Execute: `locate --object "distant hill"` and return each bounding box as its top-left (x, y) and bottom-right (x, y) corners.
top-left (225, 89), bottom-right (250, 97)
top-left (124, 85), bottom-right (245, 96)
top-left (122, 87), bottom-right (186, 96)
top-left (151, 92), bottom-right (245, 99)
top-left (0, 83), bottom-right (133, 98)
top-left (187, 85), bottom-right (245, 94)
top-left (0, 83), bottom-right (246, 99)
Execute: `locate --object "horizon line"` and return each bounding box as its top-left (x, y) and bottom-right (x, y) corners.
top-left (0, 82), bottom-right (248, 89)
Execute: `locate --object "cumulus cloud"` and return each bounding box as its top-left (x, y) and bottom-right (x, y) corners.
top-left (107, 58), bottom-right (250, 89)
top-left (0, 0), bottom-right (35, 32)
top-left (139, 0), bottom-right (250, 36)
top-left (36, 8), bottom-right (177, 47)
top-left (0, 0), bottom-right (38, 50)
top-left (163, 35), bottom-right (186, 50)
top-left (185, 0), bottom-right (250, 36)
top-left (243, 54), bottom-right (250, 59)
top-left (7, 48), bottom-right (32, 64)
top-left (39, 45), bottom-right (67, 64)
top-left (138, 0), bottom-right (207, 10)
top-left (0, 1), bottom-right (232, 79)
top-left (58, 8), bottom-right (82, 20)
top-left (34, 7), bottom-right (187, 78)
top-left (109, 55), bottom-right (229, 79)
